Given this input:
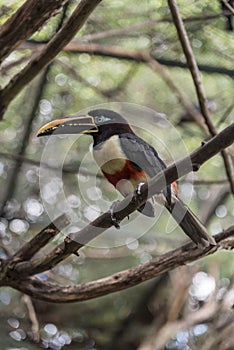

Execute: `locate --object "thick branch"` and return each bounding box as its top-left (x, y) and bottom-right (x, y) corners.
top-left (0, 0), bottom-right (102, 119)
top-left (9, 122), bottom-right (234, 277)
top-left (6, 227), bottom-right (234, 303)
top-left (0, 0), bottom-right (68, 64)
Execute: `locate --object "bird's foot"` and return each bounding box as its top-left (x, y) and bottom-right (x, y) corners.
top-left (110, 201), bottom-right (121, 229)
top-left (136, 182), bottom-right (145, 195)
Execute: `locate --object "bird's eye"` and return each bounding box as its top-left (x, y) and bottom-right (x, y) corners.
top-left (94, 116), bottom-right (111, 123)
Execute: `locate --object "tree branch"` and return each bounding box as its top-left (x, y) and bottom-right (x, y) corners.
top-left (168, 0), bottom-right (234, 195)
top-left (0, 0), bottom-right (68, 64)
top-left (0, 122), bottom-right (233, 302)
top-left (64, 43), bottom-right (209, 133)
top-left (3, 121), bottom-right (234, 278)
top-left (0, 0), bottom-right (102, 119)
top-left (19, 41), bottom-right (232, 137)
top-left (138, 300), bottom-right (218, 350)
top-left (22, 294), bottom-right (40, 343)
top-left (222, 0), bottom-right (234, 15)
top-left (19, 41), bottom-right (234, 77)
top-left (11, 213), bottom-right (70, 262)
top-left (5, 226), bottom-right (234, 303)
top-left (0, 151), bottom-right (102, 178)
top-left (80, 12), bottom-right (226, 42)
top-left (0, 73), bottom-right (47, 216)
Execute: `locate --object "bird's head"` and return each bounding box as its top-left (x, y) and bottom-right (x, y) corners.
top-left (36, 109), bottom-right (132, 139)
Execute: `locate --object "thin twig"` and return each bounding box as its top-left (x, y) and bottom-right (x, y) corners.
top-left (0, 55), bottom-right (33, 75)
top-left (143, 53), bottom-right (209, 134)
top-left (69, 44), bottom-right (210, 133)
top-left (0, 151), bottom-right (102, 177)
top-left (216, 102), bottom-right (234, 128)
top-left (22, 294), bottom-right (40, 343)
top-left (81, 12), bottom-right (225, 42)
top-left (168, 0), bottom-right (234, 195)
top-left (138, 299), bottom-right (217, 350)
top-left (192, 179), bottom-right (229, 185)
top-left (222, 0), bottom-right (234, 15)
top-left (0, 73), bottom-right (48, 216)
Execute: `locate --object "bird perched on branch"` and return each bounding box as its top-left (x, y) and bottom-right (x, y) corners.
top-left (37, 109), bottom-right (216, 247)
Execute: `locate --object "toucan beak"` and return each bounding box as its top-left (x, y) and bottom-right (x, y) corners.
top-left (36, 115), bottom-right (98, 137)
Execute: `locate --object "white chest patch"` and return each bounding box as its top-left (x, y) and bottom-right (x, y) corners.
top-left (93, 135), bottom-right (126, 174)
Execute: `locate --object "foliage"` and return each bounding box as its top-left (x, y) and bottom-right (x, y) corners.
top-left (0, 0), bottom-right (233, 349)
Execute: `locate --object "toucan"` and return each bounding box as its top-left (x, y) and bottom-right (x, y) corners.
top-left (37, 109), bottom-right (216, 247)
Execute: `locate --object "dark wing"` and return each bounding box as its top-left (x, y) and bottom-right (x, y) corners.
top-left (119, 133), bottom-right (171, 205)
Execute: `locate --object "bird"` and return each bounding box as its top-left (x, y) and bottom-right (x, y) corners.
top-left (37, 109), bottom-right (216, 247)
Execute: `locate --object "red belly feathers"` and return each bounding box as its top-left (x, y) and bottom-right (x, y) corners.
top-left (102, 160), bottom-right (147, 188)
top-left (102, 159), bottom-right (179, 198)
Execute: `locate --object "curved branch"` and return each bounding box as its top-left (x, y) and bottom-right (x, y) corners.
top-left (9, 121), bottom-right (234, 277)
top-left (6, 227), bottom-right (234, 303)
top-left (0, 122), bottom-right (233, 302)
top-left (20, 41), bottom-right (234, 77)
top-left (0, 0), bottom-right (102, 119)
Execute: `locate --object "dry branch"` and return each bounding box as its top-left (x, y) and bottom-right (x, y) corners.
top-left (81, 12), bottom-right (225, 42)
top-left (5, 226), bottom-right (234, 303)
top-left (7, 122), bottom-right (233, 277)
top-left (20, 41), bottom-right (210, 133)
top-left (0, 151), bottom-right (102, 178)
top-left (0, 74), bottom-right (48, 216)
top-left (1, 37), bottom-right (233, 119)
top-left (138, 300), bottom-right (218, 350)
top-left (22, 294), bottom-right (40, 343)
top-left (19, 41), bottom-right (234, 77)
top-left (11, 213), bottom-right (70, 262)
top-left (0, 123), bottom-right (234, 302)
top-left (0, 0), bottom-right (102, 119)
top-left (0, 0), bottom-right (68, 64)
top-left (168, 0), bottom-right (234, 195)
top-left (222, 0), bottom-right (234, 15)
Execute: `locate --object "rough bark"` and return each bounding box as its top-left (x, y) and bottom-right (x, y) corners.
top-left (0, 0), bottom-right (68, 64)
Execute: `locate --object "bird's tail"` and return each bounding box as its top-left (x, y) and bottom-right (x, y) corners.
top-left (168, 197), bottom-right (216, 248)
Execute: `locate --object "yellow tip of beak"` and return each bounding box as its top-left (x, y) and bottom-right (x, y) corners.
top-left (36, 115), bottom-right (98, 137)
top-left (36, 120), bottom-right (60, 137)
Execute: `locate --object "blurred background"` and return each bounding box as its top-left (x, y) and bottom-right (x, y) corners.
top-left (0, 0), bottom-right (233, 349)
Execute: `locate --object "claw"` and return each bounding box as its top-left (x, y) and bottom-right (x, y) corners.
top-left (110, 201), bottom-right (121, 229)
top-left (136, 182), bottom-right (145, 195)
